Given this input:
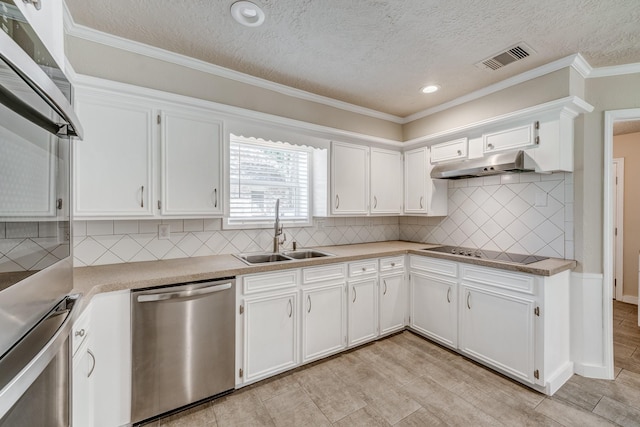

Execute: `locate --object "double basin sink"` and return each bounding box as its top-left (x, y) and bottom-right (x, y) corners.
top-left (235, 249), bottom-right (333, 265)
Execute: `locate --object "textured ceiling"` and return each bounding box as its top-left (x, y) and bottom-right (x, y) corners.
top-left (614, 120), bottom-right (640, 136)
top-left (65, 0), bottom-right (640, 117)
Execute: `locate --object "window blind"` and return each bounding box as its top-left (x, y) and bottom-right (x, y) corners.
top-left (229, 138), bottom-right (310, 224)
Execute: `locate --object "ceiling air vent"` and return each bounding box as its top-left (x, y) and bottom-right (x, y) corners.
top-left (476, 43), bottom-right (535, 71)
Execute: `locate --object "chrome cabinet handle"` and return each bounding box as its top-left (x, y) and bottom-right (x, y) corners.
top-left (352, 287), bottom-right (357, 303)
top-left (487, 143), bottom-right (494, 150)
top-left (373, 196), bottom-right (377, 209)
top-left (23, 0), bottom-right (42, 10)
top-left (466, 293), bottom-right (471, 309)
top-left (87, 349), bottom-right (96, 378)
top-left (419, 196), bottom-right (424, 209)
top-left (447, 287), bottom-right (451, 303)
top-left (288, 299), bottom-right (292, 318)
top-left (336, 194), bottom-right (340, 209)
top-left (390, 262), bottom-right (395, 267)
top-left (383, 280), bottom-right (387, 295)
top-left (75, 328), bottom-right (85, 337)
top-left (140, 185), bottom-right (144, 208)
top-left (307, 295), bottom-right (311, 313)
top-left (214, 188), bottom-right (218, 208)
top-left (457, 150), bottom-right (462, 156)
top-left (362, 267), bottom-right (366, 272)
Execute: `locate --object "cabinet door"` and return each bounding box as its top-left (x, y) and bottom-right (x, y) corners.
top-left (370, 148), bottom-right (402, 214)
top-left (348, 278), bottom-right (378, 346)
top-left (331, 142), bottom-right (368, 215)
top-left (483, 122), bottom-right (537, 154)
top-left (91, 292), bottom-right (132, 427)
top-left (302, 282), bottom-right (346, 363)
top-left (72, 339), bottom-right (95, 427)
top-left (379, 273), bottom-right (405, 335)
top-left (459, 284), bottom-right (535, 384)
top-left (409, 272), bottom-right (457, 348)
top-left (404, 147), bottom-right (427, 214)
top-left (160, 110), bottom-right (223, 215)
top-left (244, 291), bottom-right (298, 382)
top-left (430, 138), bottom-right (468, 163)
top-left (74, 92), bottom-right (154, 217)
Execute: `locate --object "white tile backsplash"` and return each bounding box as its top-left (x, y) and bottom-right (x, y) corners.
top-left (400, 173), bottom-right (574, 258)
top-left (72, 173), bottom-right (575, 267)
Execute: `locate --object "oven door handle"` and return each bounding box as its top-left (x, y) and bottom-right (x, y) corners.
top-left (136, 282), bottom-right (232, 303)
top-left (0, 297), bottom-right (77, 420)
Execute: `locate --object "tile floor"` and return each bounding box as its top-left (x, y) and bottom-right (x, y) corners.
top-left (147, 301), bottom-right (640, 426)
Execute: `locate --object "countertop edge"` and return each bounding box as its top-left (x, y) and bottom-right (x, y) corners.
top-left (73, 242), bottom-right (577, 305)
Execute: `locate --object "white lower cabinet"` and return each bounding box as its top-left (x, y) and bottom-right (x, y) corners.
top-left (458, 283), bottom-right (535, 384)
top-left (243, 290), bottom-right (298, 383)
top-left (409, 271), bottom-right (457, 348)
top-left (302, 282), bottom-right (346, 363)
top-left (71, 291), bottom-right (131, 427)
top-left (379, 272), bottom-right (405, 335)
top-left (347, 277), bottom-right (378, 346)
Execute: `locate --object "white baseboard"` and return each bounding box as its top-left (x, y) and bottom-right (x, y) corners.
top-left (620, 295), bottom-right (639, 305)
top-left (573, 362), bottom-right (612, 379)
top-left (546, 361), bottom-right (574, 395)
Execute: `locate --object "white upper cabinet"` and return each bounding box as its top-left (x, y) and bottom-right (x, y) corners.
top-left (403, 147), bottom-right (447, 216)
top-left (430, 138), bottom-right (468, 163)
top-left (160, 110), bottom-right (223, 216)
top-left (74, 84), bottom-right (225, 219)
top-left (331, 142), bottom-right (369, 215)
top-left (74, 91), bottom-right (154, 217)
top-left (370, 148), bottom-right (402, 214)
top-left (483, 122), bottom-right (538, 154)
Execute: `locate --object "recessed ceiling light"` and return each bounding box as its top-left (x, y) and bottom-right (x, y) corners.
top-left (230, 1), bottom-right (265, 27)
top-left (420, 85), bottom-right (440, 94)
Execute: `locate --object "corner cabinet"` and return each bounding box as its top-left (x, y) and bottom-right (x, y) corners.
top-left (403, 147), bottom-right (447, 216)
top-left (73, 84), bottom-right (225, 219)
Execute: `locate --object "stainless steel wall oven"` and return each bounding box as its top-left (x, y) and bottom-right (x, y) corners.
top-left (0, 1), bottom-right (83, 425)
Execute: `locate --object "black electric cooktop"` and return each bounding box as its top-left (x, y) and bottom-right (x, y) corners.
top-left (423, 245), bottom-right (549, 265)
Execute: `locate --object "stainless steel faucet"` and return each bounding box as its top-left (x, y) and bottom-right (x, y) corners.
top-left (273, 199), bottom-right (285, 252)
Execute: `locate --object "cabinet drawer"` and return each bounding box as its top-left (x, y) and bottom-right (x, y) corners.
top-left (348, 260), bottom-right (378, 278)
top-left (243, 270), bottom-right (298, 294)
top-left (71, 307), bottom-right (91, 356)
top-left (410, 256), bottom-right (457, 278)
top-left (483, 122), bottom-right (538, 154)
top-left (431, 138), bottom-right (468, 163)
top-left (461, 264), bottom-right (535, 295)
top-left (379, 256), bottom-right (404, 273)
top-left (302, 263), bottom-right (346, 284)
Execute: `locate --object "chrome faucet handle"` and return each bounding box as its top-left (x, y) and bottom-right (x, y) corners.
top-left (279, 233), bottom-right (287, 244)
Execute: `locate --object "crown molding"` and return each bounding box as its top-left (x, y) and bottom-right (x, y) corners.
top-left (402, 54), bottom-right (590, 124)
top-left (588, 62), bottom-right (640, 78)
top-left (403, 95), bottom-right (594, 148)
top-left (72, 73), bottom-right (403, 148)
top-left (62, 4), bottom-right (404, 125)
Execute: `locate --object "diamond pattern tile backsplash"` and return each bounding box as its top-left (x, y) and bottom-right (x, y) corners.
top-left (399, 172), bottom-right (573, 259)
top-left (72, 217), bottom-right (400, 267)
top-left (72, 172), bottom-right (573, 267)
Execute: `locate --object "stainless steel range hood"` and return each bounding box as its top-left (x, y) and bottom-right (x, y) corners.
top-left (430, 150), bottom-right (536, 180)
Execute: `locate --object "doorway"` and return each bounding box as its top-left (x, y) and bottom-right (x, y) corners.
top-left (604, 110), bottom-right (640, 378)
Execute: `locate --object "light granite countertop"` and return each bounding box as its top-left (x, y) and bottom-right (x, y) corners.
top-left (73, 241), bottom-right (576, 302)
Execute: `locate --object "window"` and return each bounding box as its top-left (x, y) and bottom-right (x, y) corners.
top-left (227, 135), bottom-right (311, 227)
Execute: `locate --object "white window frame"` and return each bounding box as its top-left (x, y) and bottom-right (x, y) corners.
top-left (224, 135), bottom-right (313, 229)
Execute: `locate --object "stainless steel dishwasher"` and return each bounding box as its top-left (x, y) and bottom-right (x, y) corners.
top-left (131, 277), bottom-right (235, 424)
